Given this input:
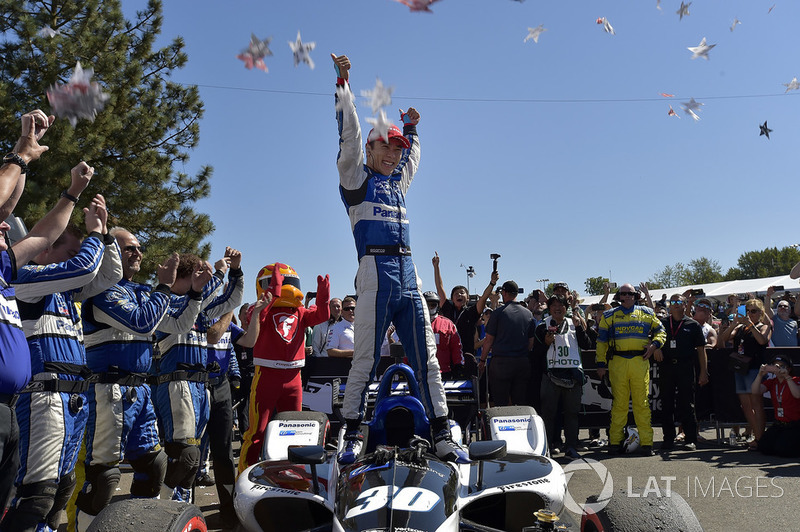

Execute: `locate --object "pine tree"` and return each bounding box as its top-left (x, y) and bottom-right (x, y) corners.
top-left (0, 0), bottom-right (213, 278)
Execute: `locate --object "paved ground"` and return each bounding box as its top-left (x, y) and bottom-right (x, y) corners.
top-left (101, 424), bottom-right (798, 532)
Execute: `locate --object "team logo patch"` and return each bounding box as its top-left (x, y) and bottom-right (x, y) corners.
top-left (272, 311), bottom-right (299, 343)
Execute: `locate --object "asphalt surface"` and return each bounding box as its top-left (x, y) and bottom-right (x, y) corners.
top-left (96, 424), bottom-right (799, 532)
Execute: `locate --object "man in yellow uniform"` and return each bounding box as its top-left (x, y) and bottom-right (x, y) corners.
top-left (595, 284), bottom-right (666, 456)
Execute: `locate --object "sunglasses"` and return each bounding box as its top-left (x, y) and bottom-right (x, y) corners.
top-left (618, 292), bottom-right (636, 297)
top-left (343, 306), bottom-right (356, 311)
top-left (747, 309), bottom-right (761, 314)
top-left (777, 305), bottom-right (790, 309)
top-left (123, 245), bottom-right (145, 253)
top-left (695, 303), bottom-right (712, 310)
top-left (670, 300), bottom-right (684, 305)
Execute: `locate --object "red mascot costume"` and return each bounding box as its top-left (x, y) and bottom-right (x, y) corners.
top-left (238, 263), bottom-right (330, 473)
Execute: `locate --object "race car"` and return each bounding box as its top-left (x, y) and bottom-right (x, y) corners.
top-left (88, 359), bottom-right (703, 532)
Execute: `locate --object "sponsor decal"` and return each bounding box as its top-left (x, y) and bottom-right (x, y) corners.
top-left (272, 311), bottom-right (300, 343)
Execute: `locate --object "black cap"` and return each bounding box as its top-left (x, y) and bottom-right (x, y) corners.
top-left (553, 282), bottom-right (569, 291)
top-left (771, 354), bottom-right (793, 367)
top-left (501, 280), bottom-right (518, 294)
top-left (423, 291), bottom-right (439, 304)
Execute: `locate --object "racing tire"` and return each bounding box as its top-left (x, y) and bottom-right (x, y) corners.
top-left (581, 487), bottom-right (703, 532)
top-left (87, 499), bottom-right (207, 532)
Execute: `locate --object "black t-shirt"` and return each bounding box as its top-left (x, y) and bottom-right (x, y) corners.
top-left (485, 301), bottom-right (534, 357)
top-left (441, 299), bottom-right (468, 324)
top-left (454, 305), bottom-right (480, 354)
top-left (660, 316), bottom-right (705, 359)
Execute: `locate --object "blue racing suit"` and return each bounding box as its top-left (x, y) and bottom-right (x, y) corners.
top-left (335, 81), bottom-right (447, 425)
top-left (0, 249), bottom-right (32, 520)
top-left (1, 233), bottom-right (121, 532)
top-left (74, 268), bottom-right (208, 519)
top-left (153, 269), bottom-right (242, 500)
top-left (197, 319), bottom-right (243, 519)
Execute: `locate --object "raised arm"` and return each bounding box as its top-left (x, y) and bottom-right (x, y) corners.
top-left (12, 162), bottom-right (93, 266)
top-left (476, 271), bottom-right (500, 315)
top-left (332, 53), bottom-right (366, 191)
top-left (0, 110), bottom-right (55, 219)
top-left (763, 286), bottom-right (775, 320)
top-left (432, 252), bottom-right (447, 307)
top-left (206, 312), bottom-right (235, 345)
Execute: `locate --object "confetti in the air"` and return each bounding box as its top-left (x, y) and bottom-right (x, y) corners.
top-left (524, 25), bottom-right (547, 44)
top-left (393, 0), bottom-right (442, 13)
top-left (366, 109), bottom-right (394, 146)
top-left (596, 17), bottom-right (615, 35)
top-left (289, 31), bottom-right (316, 69)
top-left (730, 18), bottom-right (741, 32)
top-left (37, 26), bottom-right (59, 38)
top-left (46, 61), bottom-right (110, 127)
top-left (335, 84), bottom-right (355, 114)
top-left (681, 98), bottom-right (703, 121)
top-left (676, 1), bottom-right (691, 20)
top-left (237, 34), bottom-right (272, 72)
top-left (759, 121), bottom-right (772, 139)
top-left (361, 79), bottom-right (394, 115)
top-left (687, 37), bottom-right (715, 60)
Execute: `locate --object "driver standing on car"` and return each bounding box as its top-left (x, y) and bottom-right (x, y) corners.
top-left (331, 53), bottom-right (467, 465)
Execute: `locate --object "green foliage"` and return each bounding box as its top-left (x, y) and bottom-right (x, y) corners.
top-left (0, 0), bottom-right (213, 279)
top-left (584, 276), bottom-right (610, 296)
top-left (648, 263), bottom-right (687, 289)
top-left (724, 247), bottom-right (800, 280)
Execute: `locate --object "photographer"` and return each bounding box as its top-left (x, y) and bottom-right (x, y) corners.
top-left (718, 298), bottom-right (772, 451)
top-left (751, 355), bottom-right (800, 457)
top-left (533, 295), bottom-right (591, 459)
top-left (763, 286), bottom-right (798, 347)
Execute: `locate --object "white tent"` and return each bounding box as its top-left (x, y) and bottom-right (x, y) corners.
top-left (580, 274), bottom-right (800, 306)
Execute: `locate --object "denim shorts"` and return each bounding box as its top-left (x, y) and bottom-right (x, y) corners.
top-left (734, 368), bottom-right (760, 394)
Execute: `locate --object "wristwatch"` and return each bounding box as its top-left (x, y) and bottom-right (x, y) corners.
top-left (2, 153), bottom-right (28, 175)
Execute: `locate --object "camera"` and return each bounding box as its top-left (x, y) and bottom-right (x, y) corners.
top-left (518, 287), bottom-right (525, 294)
top-left (490, 253), bottom-right (501, 273)
top-left (591, 303), bottom-right (606, 311)
top-left (690, 289), bottom-right (705, 296)
top-left (307, 291), bottom-right (317, 299)
top-left (772, 285), bottom-right (785, 292)
top-left (609, 282), bottom-right (618, 290)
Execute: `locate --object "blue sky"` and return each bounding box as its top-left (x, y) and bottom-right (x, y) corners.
top-left (131, 0), bottom-right (800, 303)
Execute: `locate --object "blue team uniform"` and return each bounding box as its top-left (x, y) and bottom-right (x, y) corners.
top-left (335, 82), bottom-right (447, 425)
top-left (1, 233), bottom-right (121, 532)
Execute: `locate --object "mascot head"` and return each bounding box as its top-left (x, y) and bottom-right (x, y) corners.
top-left (256, 263), bottom-right (303, 308)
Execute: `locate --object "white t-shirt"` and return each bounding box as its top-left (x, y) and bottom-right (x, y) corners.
top-left (326, 319), bottom-right (355, 352)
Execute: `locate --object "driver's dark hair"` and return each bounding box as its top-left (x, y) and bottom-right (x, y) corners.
top-left (547, 294), bottom-right (568, 309)
top-left (450, 285), bottom-right (468, 298)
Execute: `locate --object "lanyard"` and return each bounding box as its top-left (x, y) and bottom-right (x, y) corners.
top-left (669, 317), bottom-right (682, 339)
top-left (777, 382), bottom-right (786, 407)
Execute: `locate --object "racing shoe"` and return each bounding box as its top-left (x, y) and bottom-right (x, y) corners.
top-left (434, 429), bottom-right (470, 464)
top-left (196, 471), bottom-right (214, 487)
top-left (337, 430), bottom-right (364, 465)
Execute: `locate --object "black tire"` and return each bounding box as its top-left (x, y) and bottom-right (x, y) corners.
top-left (87, 499), bottom-right (207, 532)
top-left (583, 487), bottom-right (703, 532)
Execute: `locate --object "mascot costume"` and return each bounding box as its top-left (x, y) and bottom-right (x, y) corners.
top-left (238, 263), bottom-right (330, 473)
